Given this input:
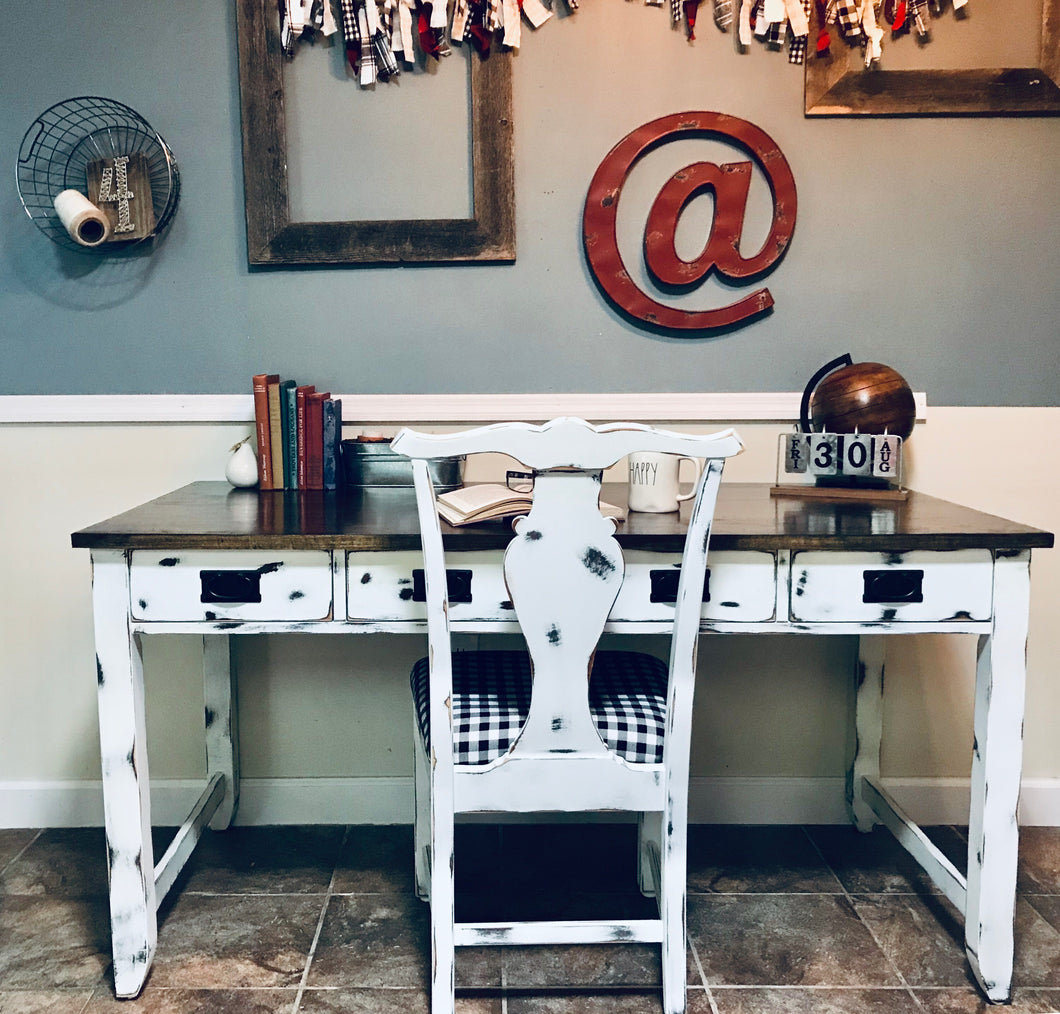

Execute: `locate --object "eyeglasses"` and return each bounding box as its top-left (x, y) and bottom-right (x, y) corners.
top-left (505, 470), bottom-right (534, 494)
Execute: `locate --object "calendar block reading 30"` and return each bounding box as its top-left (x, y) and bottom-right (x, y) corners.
top-left (778, 432), bottom-right (903, 488)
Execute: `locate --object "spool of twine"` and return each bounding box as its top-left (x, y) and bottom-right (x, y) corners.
top-left (53, 189), bottom-right (111, 247)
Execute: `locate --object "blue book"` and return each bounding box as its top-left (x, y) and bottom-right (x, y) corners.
top-left (282, 381), bottom-right (299, 489)
top-left (322, 398), bottom-right (342, 490)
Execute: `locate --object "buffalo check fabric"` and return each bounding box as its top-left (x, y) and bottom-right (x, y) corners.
top-left (826, 0), bottom-right (862, 37)
top-left (412, 651), bottom-right (533, 766)
top-left (590, 651), bottom-right (669, 763)
top-left (788, 0), bottom-right (811, 61)
top-left (411, 650), bottom-right (670, 766)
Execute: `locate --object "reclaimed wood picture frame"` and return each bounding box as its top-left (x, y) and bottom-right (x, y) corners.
top-left (235, 0), bottom-right (515, 266)
top-left (805, 0), bottom-right (1060, 116)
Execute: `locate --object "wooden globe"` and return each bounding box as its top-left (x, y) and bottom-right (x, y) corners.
top-left (809, 362), bottom-right (916, 440)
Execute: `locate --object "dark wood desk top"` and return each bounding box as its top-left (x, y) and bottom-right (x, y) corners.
top-left (72, 482), bottom-right (1053, 554)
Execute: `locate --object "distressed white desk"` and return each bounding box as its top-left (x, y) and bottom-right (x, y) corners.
top-left (72, 481), bottom-right (1053, 1001)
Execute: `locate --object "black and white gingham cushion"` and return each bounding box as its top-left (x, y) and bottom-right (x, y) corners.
top-left (412, 651), bottom-right (532, 766)
top-left (410, 650), bottom-right (669, 766)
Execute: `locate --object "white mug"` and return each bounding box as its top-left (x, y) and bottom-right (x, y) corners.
top-left (627, 452), bottom-right (703, 513)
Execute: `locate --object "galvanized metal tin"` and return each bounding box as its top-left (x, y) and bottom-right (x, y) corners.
top-left (340, 440), bottom-right (465, 490)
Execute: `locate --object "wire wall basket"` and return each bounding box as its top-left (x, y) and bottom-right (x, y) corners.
top-left (16, 96), bottom-right (180, 252)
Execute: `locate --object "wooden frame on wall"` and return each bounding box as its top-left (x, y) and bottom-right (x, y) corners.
top-left (805, 0), bottom-right (1060, 115)
top-left (235, 0), bottom-right (515, 266)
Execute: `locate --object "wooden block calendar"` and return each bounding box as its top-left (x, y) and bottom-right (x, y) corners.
top-left (771, 431), bottom-right (907, 501)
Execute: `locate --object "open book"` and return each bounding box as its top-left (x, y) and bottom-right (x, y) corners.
top-left (436, 483), bottom-right (626, 527)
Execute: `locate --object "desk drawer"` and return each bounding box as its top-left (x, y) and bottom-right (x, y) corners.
top-left (130, 551), bottom-right (333, 621)
top-left (346, 550), bottom-right (776, 624)
top-left (789, 550), bottom-right (993, 623)
top-left (609, 551), bottom-right (777, 622)
top-left (347, 551), bottom-right (512, 623)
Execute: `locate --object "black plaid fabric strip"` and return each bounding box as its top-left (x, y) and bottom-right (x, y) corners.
top-left (411, 650), bottom-right (670, 766)
top-left (357, 5), bottom-right (377, 79)
top-left (763, 18), bottom-right (784, 45)
top-left (340, 0), bottom-right (358, 38)
top-left (372, 29), bottom-right (399, 78)
top-left (909, 0), bottom-right (929, 35)
top-left (826, 0), bottom-right (862, 36)
top-left (789, 0), bottom-right (811, 61)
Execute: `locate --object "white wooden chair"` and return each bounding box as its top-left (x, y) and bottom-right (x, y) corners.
top-left (390, 417), bottom-right (744, 1014)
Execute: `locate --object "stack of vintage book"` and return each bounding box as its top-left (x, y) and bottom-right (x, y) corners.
top-left (252, 374), bottom-right (343, 490)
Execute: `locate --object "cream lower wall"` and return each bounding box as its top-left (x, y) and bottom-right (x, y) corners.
top-left (0, 405), bottom-right (1056, 824)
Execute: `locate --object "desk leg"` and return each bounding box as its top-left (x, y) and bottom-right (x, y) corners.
top-left (92, 550), bottom-right (156, 999)
top-left (203, 635), bottom-right (240, 830)
top-left (965, 550), bottom-right (1030, 1003)
top-left (848, 635), bottom-right (886, 832)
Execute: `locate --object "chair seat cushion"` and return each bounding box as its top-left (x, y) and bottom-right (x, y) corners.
top-left (410, 650), bottom-right (668, 766)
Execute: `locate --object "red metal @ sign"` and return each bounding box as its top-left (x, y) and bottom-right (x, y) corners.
top-left (583, 112), bottom-right (797, 334)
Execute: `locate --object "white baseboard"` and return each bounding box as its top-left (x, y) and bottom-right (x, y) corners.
top-left (688, 777), bottom-right (850, 825)
top-left (4, 776), bottom-right (1058, 829)
top-left (233, 777), bottom-right (413, 826)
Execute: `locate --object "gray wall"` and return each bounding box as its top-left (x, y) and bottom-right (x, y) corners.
top-left (2, 0), bottom-right (1058, 403)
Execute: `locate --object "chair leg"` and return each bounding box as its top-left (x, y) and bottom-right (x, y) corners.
top-left (659, 807), bottom-right (688, 1014)
top-left (429, 788), bottom-right (456, 1014)
top-left (413, 722), bottom-right (430, 901)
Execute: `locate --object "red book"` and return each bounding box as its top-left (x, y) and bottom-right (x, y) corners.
top-left (295, 385), bottom-right (315, 489)
top-left (252, 373), bottom-right (279, 488)
top-left (305, 391), bottom-right (330, 490)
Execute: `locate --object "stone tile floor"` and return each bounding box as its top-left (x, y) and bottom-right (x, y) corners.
top-left (2, 822), bottom-right (1060, 1013)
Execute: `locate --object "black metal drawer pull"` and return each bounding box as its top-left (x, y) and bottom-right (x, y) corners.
top-left (862, 569), bottom-right (924, 604)
top-left (412, 568), bottom-right (473, 603)
top-left (649, 569), bottom-right (711, 604)
top-left (200, 570), bottom-right (263, 604)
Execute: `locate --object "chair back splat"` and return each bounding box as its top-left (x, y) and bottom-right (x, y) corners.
top-left (391, 417), bottom-right (743, 1014)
